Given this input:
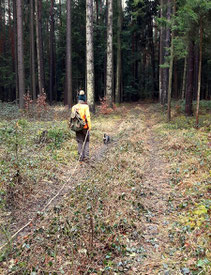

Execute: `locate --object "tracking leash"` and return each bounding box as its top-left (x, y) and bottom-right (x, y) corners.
top-left (0, 130), bottom-right (90, 251)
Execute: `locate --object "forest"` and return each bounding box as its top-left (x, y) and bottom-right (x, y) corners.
top-left (0, 0), bottom-right (211, 274)
top-left (0, 0), bottom-right (210, 113)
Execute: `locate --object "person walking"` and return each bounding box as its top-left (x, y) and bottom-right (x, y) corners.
top-left (71, 90), bottom-right (91, 161)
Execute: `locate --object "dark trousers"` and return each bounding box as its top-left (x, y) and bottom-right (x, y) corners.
top-left (76, 129), bottom-right (90, 160)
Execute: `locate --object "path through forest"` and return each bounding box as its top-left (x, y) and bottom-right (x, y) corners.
top-left (1, 104), bottom-right (195, 274)
top-left (120, 105), bottom-right (175, 274)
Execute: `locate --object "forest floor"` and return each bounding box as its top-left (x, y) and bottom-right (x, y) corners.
top-left (0, 101), bottom-right (210, 274)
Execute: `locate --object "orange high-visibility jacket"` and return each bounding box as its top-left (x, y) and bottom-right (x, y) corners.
top-left (72, 103), bottom-right (91, 130)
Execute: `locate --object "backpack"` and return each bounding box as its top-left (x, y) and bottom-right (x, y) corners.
top-left (70, 109), bottom-right (86, 132)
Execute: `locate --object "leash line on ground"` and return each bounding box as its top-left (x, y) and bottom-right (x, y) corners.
top-left (0, 131), bottom-right (89, 252)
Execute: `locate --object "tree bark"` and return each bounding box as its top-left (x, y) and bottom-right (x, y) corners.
top-left (106, 0), bottom-right (113, 107)
top-left (167, 0), bottom-right (175, 122)
top-left (86, 0), bottom-right (95, 112)
top-left (149, 13), bottom-right (156, 96)
top-left (181, 57), bottom-right (187, 100)
top-left (163, 0), bottom-right (170, 104)
top-left (30, 0), bottom-right (36, 101)
top-left (193, 43), bottom-right (199, 100)
top-left (173, 59), bottom-right (178, 98)
top-left (66, 0), bottom-right (72, 108)
top-left (49, 0), bottom-right (56, 104)
top-left (159, 0), bottom-right (164, 104)
top-left (13, 0), bottom-right (19, 103)
top-left (115, 0), bottom-right (122, 104)
top-left (185, 39), bottom-right (194, 116)
top-left (16, 0), bottom-right (25, 108)
top-left (196, 18), bottom-right (203, 127)
top-left (35, 0), bottom-right (44, 95)
top-left (8, 0), bottom-right (14, 101)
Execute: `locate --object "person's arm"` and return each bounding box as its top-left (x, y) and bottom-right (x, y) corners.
top-left (85, 106), bottom-right (91, 130)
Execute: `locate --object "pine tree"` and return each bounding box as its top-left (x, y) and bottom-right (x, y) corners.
top-left (115, 0), bottom-right (122, 103)
top-left (86, 0), bottom-right (95, 112)
top-left (66, 0), bottom-right (72, 108)
top-left (30, 0), bottom-right (36, 101)
top-left (106, 0), bottom-right (113, 107)
top-left (16, 0), bottom-right (25, 108)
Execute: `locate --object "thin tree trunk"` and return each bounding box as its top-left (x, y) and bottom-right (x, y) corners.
top-left (66, 0), bottom-right (72, 108)
top-left (173, 59), bottom-right (178, 98)
top-left (181, 56), bottom-right (187, 100)
top-left (115, 0), bottom-right (122, 104)
top-left (149, 14), bottom-right (156, 95)
top-left (49, 0), bottom-right (55, 104)
top-left (185, 39), bottom-right (194, 116)
top-left (35, 0), bottom-right (44, 94)
top-left (86, 0), bottom-right (95, 112)
top-left (167, 0), bottom-right (175, 122)
top-left (0, 0), bottom-right (2, 55)
top-left (194, 44), bottom-right (199, 100)
top-left (13, 0), bottom-right (19, 103)
top-left (16, 0), bottom-right (25, 108)
top-left (196, 18), bottom-right (203, 127)
top-left (38, 0), bottom-right (45, 91)
top-left (163, 0), bottom-right (170, 104)
top-left (8, 0), bottom-right (14, 101)
top-left (106, 0), bottom-right (113, 107)
top-left (159, 0), bottom-right (164, 104)
top-left (30, 0), bottom-right (36, 101)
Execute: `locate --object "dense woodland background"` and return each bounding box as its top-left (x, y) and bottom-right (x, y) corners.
top-left (0, 1), bottom-right (211, 273)
top-left (0, 0), bottom-right (211, 115)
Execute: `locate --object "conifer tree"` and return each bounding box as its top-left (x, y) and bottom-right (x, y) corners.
top-left (86, 0), bottom-right (95, 112)
top-left (16, 0), bottom-right (25, 108)
top-left (106, 0), bottom-right (113, 107)
top-left (66, 0), bottom-right (72, 108)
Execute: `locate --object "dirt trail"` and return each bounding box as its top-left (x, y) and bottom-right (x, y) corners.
top-left (126, 106), bottom-right (174, 274)
top-left (1, 104), bottom-right (179, 274)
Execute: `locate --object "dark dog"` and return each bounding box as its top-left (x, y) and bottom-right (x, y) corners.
top-left (103, 134), bottom-right (110, 144)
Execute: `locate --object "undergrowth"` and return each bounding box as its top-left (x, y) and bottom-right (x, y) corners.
top-left (150, 103), bottom-right (211, 275)
top-left (0, 101), bottom-right (210, 274)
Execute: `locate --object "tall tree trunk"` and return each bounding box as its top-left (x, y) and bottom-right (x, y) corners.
top-left (66, 0), bottom-right (72, 108)
top-left (49, 0), bottom-right (55, 104)
top-left (115, 0), bottom-right (122, 104)
top-left (35, 0), bottom-right (44, 94)
top-left (181, 56), bottom-right (187, 100)
top-left (185, 39), bottom-right (194, 116)
top-left (167, 0), bottom-right (175, 122)
top-left (0, 0), bottom-right (4, 55)
top-left (159, 0), bottom-right (164, 104)
top-left (194, 44), bottom-right (199, 100)
top-left (8, 0), bottom-right (14, 101)
top-left (30, 0), bottom-right (36, 101)
top-left (149, 13), bottom-right (156, 95)
top-left (163, 0), bottom-right (170, 104)
top-left (106, 0), bottom-right (113, 107)
top-left (8, 0), bottom-right (14, 60)
top-left (16, 0), bottom-right (25, 108)
top-left (173, 59), bottom-right (178, 98)
top-left (196, 18), bottom-right (203, 127)
top-left (13, 0), bottom-right (19, 103)
top-left (86, 0), bottom-right (95, 112)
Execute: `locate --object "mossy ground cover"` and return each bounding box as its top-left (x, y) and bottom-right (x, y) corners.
top-left (0, 101), bottom-right (210, 274)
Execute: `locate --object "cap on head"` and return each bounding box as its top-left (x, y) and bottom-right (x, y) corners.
top-left (79, 90), bottom-right (85, 96)
top-left (78, 90), bottom-right (86, 102)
